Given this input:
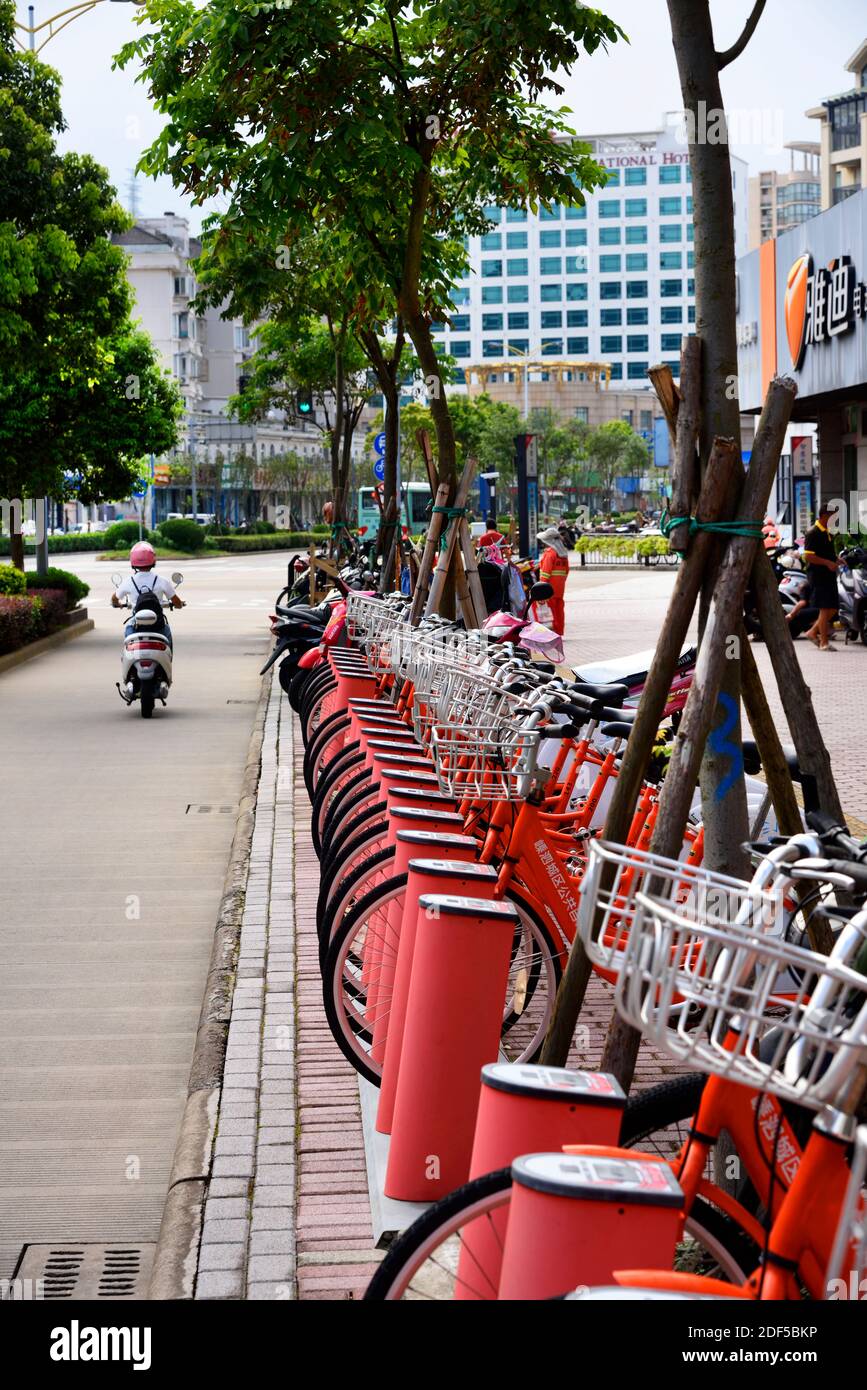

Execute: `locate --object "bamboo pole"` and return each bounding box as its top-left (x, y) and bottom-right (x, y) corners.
top-left (648, 363), bottom-right (681, 448)
top-left (409, 481), bottom-right (450, 626)
top-left (539, 440), bottom-right (738, 1070)
top-left (666, 337), bottom-right (702, 554)
top-left (750, 550), bottom-right (849, 825)
top-left (425, 454), bottom-right (477, 620)
top-left (599, 375), bottom-right (797, 1087)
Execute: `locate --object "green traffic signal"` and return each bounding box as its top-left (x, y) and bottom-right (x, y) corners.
top-left (296, 389), bottom-right (313, 415)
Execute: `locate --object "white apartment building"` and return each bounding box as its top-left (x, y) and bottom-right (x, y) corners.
top-left (437, 125), bottom-right (748, 392)
top-left (807, 38), bottom-right (867, 210)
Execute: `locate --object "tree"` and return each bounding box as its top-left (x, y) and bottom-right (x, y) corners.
top-left (585, 420), bottom-right (649, 513)
top-left (0, 4), bottom-right (180, 567)
top-left (119, 0), bottom-right (624, 607)
top-left (665, 0), bottom-right (767, 879)
top-left (229, 316), bottom-right (371, 538)
top-left (525, 406), bottom-right (590, 500)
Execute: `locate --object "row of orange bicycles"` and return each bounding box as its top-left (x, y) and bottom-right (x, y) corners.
top-left (292, 591), bottom-right (867, 1302)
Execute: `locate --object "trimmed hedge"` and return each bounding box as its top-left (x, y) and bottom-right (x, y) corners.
top-left (219, 532), bottom-right (311, 552)
top-left (101, 521), bottom-right (151, 550)
top-left (0, 563), bottom-right (27, 596)
top-left (23, 567), bottom-right (89, 609)
top-left (0, 587), bottom-right (77, 655)
top-left (157, 518), bottom-right (207, 551)
top-left (28, 588), bottom-right (69, 632)
top-left (575, 535), bottom-right (670, 560)
top-left (0, 533), bottom-right (109, 555)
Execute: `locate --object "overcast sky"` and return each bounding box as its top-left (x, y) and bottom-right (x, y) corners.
top-left (15, 0), bottom-right (866, 231)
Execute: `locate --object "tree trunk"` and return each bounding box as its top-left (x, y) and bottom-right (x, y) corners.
top-left (667, 0), bottom-right (753, 881)
top-left (10, 530), bottom-right (25, 571)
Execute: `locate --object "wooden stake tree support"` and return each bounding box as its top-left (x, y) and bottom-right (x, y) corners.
top-left (541, 339), bottom-right (848, 1084)
top-left (408, 430), bottom-right (487, 628)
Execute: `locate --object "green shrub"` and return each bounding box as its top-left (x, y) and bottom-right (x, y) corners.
top-left (28, 588), bottom-right (68, 632)
top-left (0, 563), bottom-right (26, 596)
top-left (23, 567), bottom-right (89, 608)
top-left (219, 532), bottom-right (310, 551)
top-left (309, 523), bottom-right (330, 535)
top-left (157, 518), bottom-right (207, 551)
top-left (101, 520), bottom-right (149, 550)
top-left (0, 595), bottom-right (41, 653)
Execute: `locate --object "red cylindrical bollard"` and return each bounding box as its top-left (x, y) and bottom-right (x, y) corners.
top-left (453, 1065), bottom-right (626, 1300)
top-left (376, 862), bottom-right (497, 1134)
top-left (384, 891), bottom-right (518, 1200)
top-left (497, 1152), bottom-right (684, 1300)
top-left (368, 833), bottom-right (481, 1062)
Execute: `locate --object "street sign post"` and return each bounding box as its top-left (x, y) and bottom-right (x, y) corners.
top-left (515, 434), bottom-right (539, 558)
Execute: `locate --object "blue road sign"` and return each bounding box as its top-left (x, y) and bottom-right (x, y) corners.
top-left (131, 479), bottom-right (148, 498)
top-left (373, 431), bottom-right (386, 458)
top-left (373, 458), bottom-right (385, 482)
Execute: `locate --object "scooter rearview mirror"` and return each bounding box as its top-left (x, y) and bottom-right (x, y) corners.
top-left (110, 572), bottom-right (122, 586)
top-left (172, 572), bottom-right (184, 585)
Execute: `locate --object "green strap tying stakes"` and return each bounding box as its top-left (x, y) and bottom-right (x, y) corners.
top-left (660, 507), bottom-right (764, 554)
top-left (431, 503), bottom-right (468, 551)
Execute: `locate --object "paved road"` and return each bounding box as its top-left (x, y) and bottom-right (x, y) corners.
top-left (561, 562), bottom-right (867, 825)
top-left (0, 551), bottom-right (290, 1282)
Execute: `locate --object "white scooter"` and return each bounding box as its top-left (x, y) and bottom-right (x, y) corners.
top-left (112, 571), bottom-right (184, 718)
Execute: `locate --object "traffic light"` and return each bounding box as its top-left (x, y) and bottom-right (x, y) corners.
top-left (296, 389), bottom-right (314, 417)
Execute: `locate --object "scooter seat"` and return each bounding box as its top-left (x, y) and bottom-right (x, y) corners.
top-left (573, 643), bottom-right (696, 690)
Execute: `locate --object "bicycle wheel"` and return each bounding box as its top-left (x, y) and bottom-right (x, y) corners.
top-left (363, 1094), bottom-right (758, 1300)
top-left (304, 712), bottom-right (351, 796)
top-left (300, 669), bottom-right (337, 741)
top-left (317, 820), bottom-right (391, 930)
top-left (322, 882), bottom-right (562, 1086)
top-left (317, 843), bottom-right (396, 965)
top-left (310, 752), bottom-right (367, 854)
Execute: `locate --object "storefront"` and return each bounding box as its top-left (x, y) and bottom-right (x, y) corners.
top-left (736, 189), bottom-right (867, 535)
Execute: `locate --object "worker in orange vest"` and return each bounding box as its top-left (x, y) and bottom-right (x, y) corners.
top-left (535, 526), bottom-right (570, 635)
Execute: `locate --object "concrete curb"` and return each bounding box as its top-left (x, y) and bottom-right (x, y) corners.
top-left (0, 616), bottom-right (94, 675)
top-left (148, 663), bottom-right (274, 1300)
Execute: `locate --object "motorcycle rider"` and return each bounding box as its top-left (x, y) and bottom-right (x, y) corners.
top-left (111, 540), bottom-right (185, 643)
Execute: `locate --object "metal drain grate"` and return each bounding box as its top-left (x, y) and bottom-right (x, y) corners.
top-left (15, 1244), bottom-right (155, 1300)
top-left (186, 804), bottom-right (236, 814)
top-left (226, 699), bottom-right (257, 704)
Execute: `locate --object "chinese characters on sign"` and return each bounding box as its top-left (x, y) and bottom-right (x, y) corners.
top-left (805, 255), bottom-right (865, 352)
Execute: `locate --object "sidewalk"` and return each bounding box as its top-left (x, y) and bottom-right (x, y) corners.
top-left (194, 680), bottom-right (381, 1300)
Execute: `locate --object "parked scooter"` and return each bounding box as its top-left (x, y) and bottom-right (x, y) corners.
top-left (113, 570), bottom-right (184, 718)
top-left (838, 544), bottom-right (867, 645)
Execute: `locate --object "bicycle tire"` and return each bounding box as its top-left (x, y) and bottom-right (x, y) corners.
top-left (299, 668), bottom-right (336, 738)
top-left (310, 750), bottom-right (367, 852)
top-left (318, 817), bottom-right (389, 918)
top-left (320, 787), bottom-right (385, 863)
top-left (304, 712), bottom-right (351, 796)
top-left (317, 844), bottom-right (396, 962)
top-left (322, 880), bottom-right (562, 1086)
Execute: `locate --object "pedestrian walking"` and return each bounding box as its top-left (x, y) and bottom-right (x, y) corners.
top-left (803, 503), bottom-right (840, 652)
top-left (535, 526), bottom-right (570, 636)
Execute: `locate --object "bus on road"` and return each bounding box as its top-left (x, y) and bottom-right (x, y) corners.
top-left (357, 482), bottom-right (432, 536)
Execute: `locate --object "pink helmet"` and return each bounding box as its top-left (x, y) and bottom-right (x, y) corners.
top-left (130, 541), bottom-right (156, 569)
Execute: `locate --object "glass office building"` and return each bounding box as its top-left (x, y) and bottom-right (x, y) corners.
top-left (438, 128), bottom-right (749, 389)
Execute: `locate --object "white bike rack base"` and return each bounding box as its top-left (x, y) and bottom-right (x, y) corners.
top-left (358, 1077), bottom-right (430, 1248)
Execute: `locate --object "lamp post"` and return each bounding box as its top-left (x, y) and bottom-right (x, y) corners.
top-left (504, 343), bottom-right (531, 419)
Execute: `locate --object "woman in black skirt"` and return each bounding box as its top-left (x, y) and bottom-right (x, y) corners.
top-left (803, 504), bottom-right (841, 651)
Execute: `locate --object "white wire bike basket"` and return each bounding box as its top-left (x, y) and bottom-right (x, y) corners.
top-left (429, 716), bottom-right (544, 800)
top-left (614, 890), bottom-right (867, 1110)
top-left (576, 839), bottom-right (773, 976)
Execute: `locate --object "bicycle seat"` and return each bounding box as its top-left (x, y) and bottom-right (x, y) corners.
top-left (742, 739), bottom-right (802, 782)
top-left (600, 721), bottom-right (634, 740)
top-left (569, 682), bottom-right (629, 705)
